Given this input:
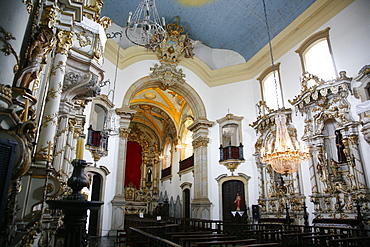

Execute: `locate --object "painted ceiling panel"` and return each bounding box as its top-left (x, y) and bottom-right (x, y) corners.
top-left (101, 0), bottom-right (316, 61)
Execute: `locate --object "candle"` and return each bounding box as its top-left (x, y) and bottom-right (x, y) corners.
top-left (76, 138), bottom-right (84, 160)
top-left (23, 99), bottom-right (29, 122)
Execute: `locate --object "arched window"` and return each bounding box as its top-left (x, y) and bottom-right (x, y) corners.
top-left (179, 117), bottom-right (193, 160)
top-left (296, 27), bottom-right (337, 81)
top-left (162, 138), bottom-right (172, 170)
top-left (257, 63), bottom-right (283, 110)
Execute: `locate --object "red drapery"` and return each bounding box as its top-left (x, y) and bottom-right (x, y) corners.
top-left (125, 141), bottom-right (142, 189)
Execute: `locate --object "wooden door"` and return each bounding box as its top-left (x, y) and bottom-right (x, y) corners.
top-left (222, 180), bottom-right (246, 222)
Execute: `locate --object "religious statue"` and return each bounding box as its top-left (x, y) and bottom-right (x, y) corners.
top-left (16, 30), bottom-right (50, 90)
top-left (330, 159), bottom-right (341, 179)
top-left (335, 130), bottom-right (347, 163)
top-left (234, 193), bottom-right (242, 211)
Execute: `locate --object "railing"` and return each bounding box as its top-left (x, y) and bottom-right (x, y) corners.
top-left (179, 155), bottom-right (194, 171)
top-left (86, 125), bottom-right (108, 151)
top-left (161, 166), bottom-right (171, 178)
top-left (219, 144), bottom-right (244, 161)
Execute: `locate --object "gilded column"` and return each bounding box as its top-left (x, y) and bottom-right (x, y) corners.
top-left (188, 118), bottom-right (214, 219)
top-left (34, 30), bottom-right (74, 167)
top-left (110, 106), bottom-right (136, 234)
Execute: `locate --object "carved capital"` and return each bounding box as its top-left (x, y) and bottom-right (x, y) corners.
top-left (56, 30), bottom-right (74, 55)
top-left (119, 128), bottom-right (130, 139)
top-left (192, 137), bottom-right (209, 148)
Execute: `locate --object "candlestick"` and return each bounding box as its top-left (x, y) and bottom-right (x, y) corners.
top-left (76, 138), bottom-right (84, 160)
top-left (23, 99), bottom-right (29, 122)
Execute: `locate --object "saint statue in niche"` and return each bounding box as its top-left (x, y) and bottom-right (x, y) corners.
top-left (16, 29), bottom-right (51, 90)
top-left (335, 130), bottom-right (347, 163)
top-left (234, 193), bottom-right (242, 211)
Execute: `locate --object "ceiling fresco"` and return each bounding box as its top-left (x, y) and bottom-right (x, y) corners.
top-left (101, 0), bottom-right (316, 61)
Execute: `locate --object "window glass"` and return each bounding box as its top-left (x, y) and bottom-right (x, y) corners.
top-left (304, 40), bottom-right (336, 80)
top-left (262, 71), bottom-right (283, 110)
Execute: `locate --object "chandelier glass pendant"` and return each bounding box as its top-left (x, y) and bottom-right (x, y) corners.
top-left (126, 0), bottom-right (166, 48)
top-left (260, 0), bottom-right (309, 174)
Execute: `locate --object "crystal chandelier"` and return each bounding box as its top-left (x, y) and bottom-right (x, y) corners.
top-left (260, 0), bottom-right (309, 174)
top-left (260, 113), bottom-right (309, 174)
top-left (126, 0), bottom-right (166, 49)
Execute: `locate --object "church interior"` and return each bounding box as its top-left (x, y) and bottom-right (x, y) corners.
top-left (1, 0), bottom-right (370, 246)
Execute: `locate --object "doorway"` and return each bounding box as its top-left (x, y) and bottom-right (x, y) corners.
top-left (88, 173), bottom-right (102, 236)
top-left (222, 180), bottom-right (246, 223)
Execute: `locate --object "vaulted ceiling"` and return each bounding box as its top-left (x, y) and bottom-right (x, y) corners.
top-left (101, 0), bottom-right (316, 62)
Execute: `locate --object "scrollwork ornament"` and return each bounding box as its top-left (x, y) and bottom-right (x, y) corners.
top-left (0, 84), bottom-right (12, 106)
top-left (55, 30), bottom-right (74, 55)
top-left (75, 31), bottom-right (91, 47)
top-left (0, 26), bottom-right (20, 73)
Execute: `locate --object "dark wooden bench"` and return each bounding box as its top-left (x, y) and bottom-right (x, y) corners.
top-left (262, 229), bottom-right (300, 243)
top-left (172, 233), bottom-right (225, 243)
top-left (237, 243), bottom-right (280, 247)
top-left (281, 231), bottom-right (320, 246)
top-left (195, 238), bottom-right (257, 246)
top-left (329, 236), bottom-right (370, 247)
top-left (302, 233), bottom-right (346, 247)
top-left (180, 235), bottom-right (237, 247)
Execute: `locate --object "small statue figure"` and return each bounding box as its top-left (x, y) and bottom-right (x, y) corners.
top-left (335, 130), bottom-right (347, 163)
top-left (16, 30), bottom-right (50, 90)
top-left (330, 159), bottom-right (340, 178)
top-left (234, 193), bottom-right (242, 211)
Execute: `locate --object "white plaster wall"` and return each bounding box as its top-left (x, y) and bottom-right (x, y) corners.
top-left (97, 0), bottom-right (370, 232)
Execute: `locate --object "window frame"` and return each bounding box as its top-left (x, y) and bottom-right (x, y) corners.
top-left (257, 62), bottom-right (284, 110)
top-left (295, 27), bottom-right (337, 80)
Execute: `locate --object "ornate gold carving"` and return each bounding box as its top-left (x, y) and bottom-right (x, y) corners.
top-left (0, 84), bottom-right (12, 106)
top-left (0, 26), bottom-right (20, 73)
top-left (55, 30), bottom-right (74, 55)
top-left (93, 37), bottom-right (102, 59)
top-left (119, 128), bottom-right (131, 139)
top-left (75, 31), bottom-right (91, 47)
top-left (34, 141), bottom-right (53, 162)
top-left (40, 5), bottom-right (57, 28)
top-left (23, 0), bottom-right (33, 13)
top-left (46, 82), bottom-right (62, 102)
top-left (149, 18), bottom-right (195, 90)
top-left (41, 113), bottom-right (58, 127)
top-left (98, 16), bottom-right (112, 30)
top-left (51, 61), bottom-right (66, 76)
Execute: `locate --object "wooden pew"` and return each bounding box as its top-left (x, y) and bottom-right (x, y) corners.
top-left (281, 231), bottom-right (320, 246)
top-left (195, 238), bottom-right (257, 246)
top-left (180, 235), bottom-right (237, 247)
top-left (302, 233), bottom-right (346, 247)
top-left (237, 243), bottom-right (280, 247)
top-left (172, 233), bottom-right (225, 243)
top-left (329, 236), bottom-right (370, 247)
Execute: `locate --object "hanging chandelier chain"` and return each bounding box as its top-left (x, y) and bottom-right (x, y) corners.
top-left (262, 0), bottom-right (280, 110)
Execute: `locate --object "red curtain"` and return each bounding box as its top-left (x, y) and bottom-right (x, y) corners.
top-left (125, 141), bottom-right (142, 189)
